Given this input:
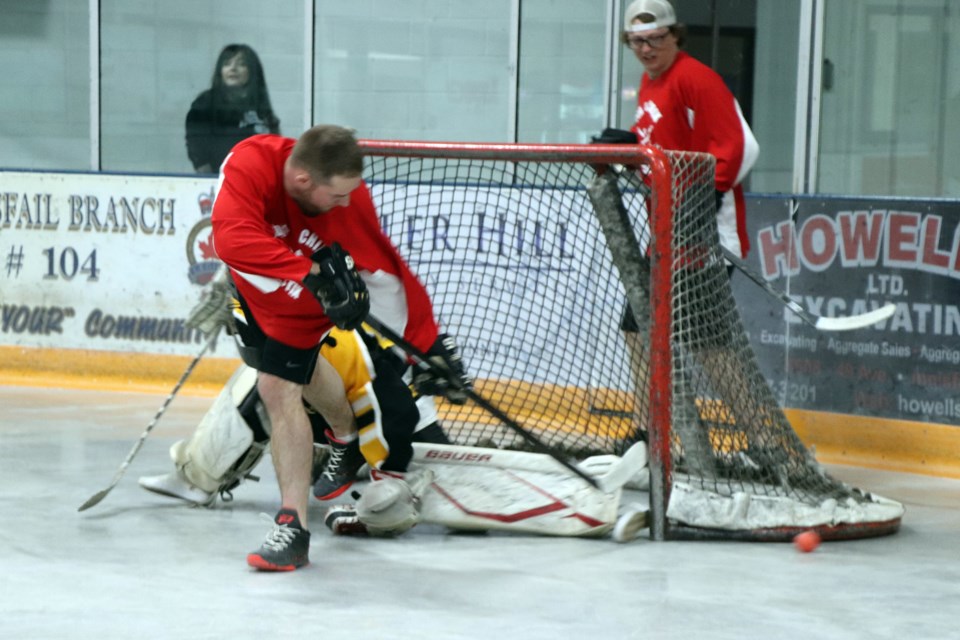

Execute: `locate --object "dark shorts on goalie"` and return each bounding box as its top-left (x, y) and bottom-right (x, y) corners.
top-left (621, 265), bottom-right (736, 349)
top-left (235, 292), bottom-right (320, 385)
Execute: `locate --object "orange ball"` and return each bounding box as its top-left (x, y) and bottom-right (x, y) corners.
top-left (793, 530), bottom-right (821, 553)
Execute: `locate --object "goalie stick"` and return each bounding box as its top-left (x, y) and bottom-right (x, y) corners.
top-left (362, 314), bottom-right (600, 489)
top-left (78, 332), bottom-right (217, 512)
top-left (609, 164), bottom-right (896, 332)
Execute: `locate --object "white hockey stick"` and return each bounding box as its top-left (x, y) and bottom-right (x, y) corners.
top-left (78, 332), bottom-right (217, 512)
top-left (720, 246), bottom-right (896, 331)
top-left (609, 164), bottom-right (896, 332)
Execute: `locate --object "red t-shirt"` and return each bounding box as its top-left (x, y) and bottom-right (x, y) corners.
top-left (632, 51), bottom-right (758, 257)
top-left (211, 134), bottom-right (438, 350)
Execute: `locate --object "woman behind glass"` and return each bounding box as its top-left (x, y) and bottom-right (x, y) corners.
top-left (186, 44), bottom-right (281, 174)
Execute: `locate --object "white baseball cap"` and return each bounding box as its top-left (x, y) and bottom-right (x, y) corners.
top-left (624, 0), bottom-right (677, 33)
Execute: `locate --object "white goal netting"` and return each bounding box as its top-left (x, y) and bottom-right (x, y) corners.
top-left (362, 140), bottom-right (904, 541)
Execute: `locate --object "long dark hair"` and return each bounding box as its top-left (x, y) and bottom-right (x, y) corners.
top-left (209, 43), bottom-right (279, 132)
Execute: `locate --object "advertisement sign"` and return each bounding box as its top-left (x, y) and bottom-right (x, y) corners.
top-left (0, 171), bottom-right (230, 357)
top-left (736, 196), bottom-right (960, 426)
top-left (375, 183), bottom-right (623, 389)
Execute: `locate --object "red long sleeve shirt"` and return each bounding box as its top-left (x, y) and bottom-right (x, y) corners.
top-left (632, 51), bottom-right (758, 257)
top-left (211, 134), bottom-right (438, 350)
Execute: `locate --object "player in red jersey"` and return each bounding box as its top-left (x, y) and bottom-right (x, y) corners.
top-left (212, 125), bottom-right (467, 571)
top-left (623, 0), bottom-right (758, 259)
top-left (592, 0), bottom-right (761, 472)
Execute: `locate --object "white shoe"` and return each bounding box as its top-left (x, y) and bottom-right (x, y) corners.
top-left (612, 504), bottom-right (649, 543)
top-left (138, 470), bottom-right (215, 506)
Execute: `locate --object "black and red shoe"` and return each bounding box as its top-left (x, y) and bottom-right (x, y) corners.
top-left (313, 429), bottom-right (364, 500)
top-left (246, 508), bottom-right (310, 571)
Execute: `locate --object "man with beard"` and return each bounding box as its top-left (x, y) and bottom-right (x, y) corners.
top-left (211, 125), bottom-right (466, 571)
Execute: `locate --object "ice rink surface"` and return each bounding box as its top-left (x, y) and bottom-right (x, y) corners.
top-left (2, 384), bottom-right (960, 640)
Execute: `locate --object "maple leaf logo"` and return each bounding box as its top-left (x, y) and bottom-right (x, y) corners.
top-left (199, 236), bottom-right (217, 260)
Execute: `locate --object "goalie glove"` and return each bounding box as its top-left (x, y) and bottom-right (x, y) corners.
top-left (413, 333), bottom-right (472, 405)
top-left (185, 264), bottom-right (235, 338)
top-left (590, 127), bottom-right (638, 145)
top-left (302, 243), bottom-right (370, 331)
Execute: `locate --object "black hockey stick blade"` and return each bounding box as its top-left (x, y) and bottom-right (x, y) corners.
top-left (721, 247), bottom-right (896, 331)
top-left (77, 488), bottom-right (111, 513)
top-left (78, 333), bottom-right (216, 512)
top-left (363, 315), bottom-right (600, 489)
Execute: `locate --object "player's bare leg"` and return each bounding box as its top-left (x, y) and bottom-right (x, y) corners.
top-left (259, 372), bottom-right (314, 521)
top-left (247, 371), bottom-right (314, 571)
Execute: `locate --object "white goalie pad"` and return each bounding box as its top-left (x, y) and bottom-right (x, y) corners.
top-left (171, 365), bottom-right (260, 493)
top-left (410, 442), bottom-right (647, 538)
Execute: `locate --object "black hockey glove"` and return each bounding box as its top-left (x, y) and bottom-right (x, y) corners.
top-left (413, 333), bottom-right (472, 405)
top-left (715, 189), bottom-right (726, 213)
top-left (591, 127), bottom-right (638, 145)
top-left (302, 243), bottom-right (370, 331)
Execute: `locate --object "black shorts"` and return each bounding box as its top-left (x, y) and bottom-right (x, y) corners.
top-left (235, 292), bottom-right (320, 385)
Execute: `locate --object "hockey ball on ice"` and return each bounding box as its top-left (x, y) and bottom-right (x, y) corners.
top-left (793, 530), bottom-right (821, 553)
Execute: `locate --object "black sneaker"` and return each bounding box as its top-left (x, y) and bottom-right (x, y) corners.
top-left (246, 508), bottom-right (310, 572)
top-left (313, 429), bottom-right (364, 500)
top-left (310, 443), bottom-right (330, 485)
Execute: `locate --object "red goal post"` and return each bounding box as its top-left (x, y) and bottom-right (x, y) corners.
top-left (358, 139), bottom-right (904, 542)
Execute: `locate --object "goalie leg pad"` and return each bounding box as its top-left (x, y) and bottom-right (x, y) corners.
top-left (411, 443), bottom-right (647, 537)
top-left (171, 366), bottom-right (260, 494)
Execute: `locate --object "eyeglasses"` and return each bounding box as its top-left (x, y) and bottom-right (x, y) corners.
top-left (626, 32), bottom-right (669, 50)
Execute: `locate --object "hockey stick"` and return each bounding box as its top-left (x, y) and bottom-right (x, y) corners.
top-left (719, 246), bottom-right (896, 331)
top-left (609, 164), bottom-right (896, 332)
top-left (362, 315), bottom-right (600, 489)
top-left (77, 332), bottom-right (217, 512)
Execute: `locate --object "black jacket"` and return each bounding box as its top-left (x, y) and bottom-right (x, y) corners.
top-left (185, 89), bottom-right (279, 172)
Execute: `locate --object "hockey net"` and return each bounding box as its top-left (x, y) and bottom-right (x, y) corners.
top-left (360, 139), bottom-right (903, 542)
